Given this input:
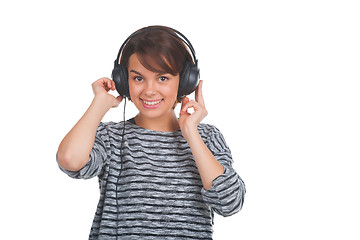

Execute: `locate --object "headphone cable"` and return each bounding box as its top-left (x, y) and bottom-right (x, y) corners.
top-left (116, 97), bottom-right (126, 240)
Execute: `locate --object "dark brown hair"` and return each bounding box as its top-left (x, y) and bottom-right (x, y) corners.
top-left (120, 26), bottom-right (194, 76)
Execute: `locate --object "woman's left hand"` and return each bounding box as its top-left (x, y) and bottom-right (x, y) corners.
top-left (179, 80), bottom-right (208, 137)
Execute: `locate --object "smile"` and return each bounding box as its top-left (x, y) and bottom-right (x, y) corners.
top-left (141, 99), bottom-right (163, 109)
top-left (143, 99), bottom-right (162, 105)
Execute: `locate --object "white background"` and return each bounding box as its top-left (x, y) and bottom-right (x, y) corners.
top-left (1, 0), bottom-right (359, 239)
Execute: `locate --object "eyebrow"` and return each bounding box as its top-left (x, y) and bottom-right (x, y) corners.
top-left (129, 69), bottom-right (170, 76)
top-left (129, 70), bottom-right (143, 76)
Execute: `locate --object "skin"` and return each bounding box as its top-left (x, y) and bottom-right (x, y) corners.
top-left (57, 53), bottom-right (224, 190)
top-left (128, 53), bottom-right (180, 132)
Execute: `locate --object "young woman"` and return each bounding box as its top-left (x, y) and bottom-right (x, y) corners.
top-left (57, 26), bottom-right (245, 240)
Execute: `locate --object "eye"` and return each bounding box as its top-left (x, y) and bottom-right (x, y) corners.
top-left (159, 76), bottom-right (168, 82)
top-left (133, 76), bottom-right (143, 82)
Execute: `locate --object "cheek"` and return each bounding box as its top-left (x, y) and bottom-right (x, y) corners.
top-left (128, 82), bottom-right (140, 99)
top-left (164, 84), bottom-right (178, 98)
top-left (166, 79), bottom-right (179, 98)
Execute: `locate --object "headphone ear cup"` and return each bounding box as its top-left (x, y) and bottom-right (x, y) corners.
top-left (112, 62), bottom-right (130, 98)
top-left (178, 61), bottom-right (200, 99)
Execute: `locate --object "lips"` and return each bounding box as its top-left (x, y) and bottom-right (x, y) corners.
top-left (142, 99), bottom-right (162, 105)
top-left (141, 99), bottom-right (163, 109)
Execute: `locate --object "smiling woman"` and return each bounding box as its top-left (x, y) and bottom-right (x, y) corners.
top-left (56, 25), bottom-right (246, 240)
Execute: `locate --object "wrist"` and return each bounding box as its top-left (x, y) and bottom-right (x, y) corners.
top-left (91, 95), bottom-right (112, 115)
top-left (181, 125), bottom-right (200, 142)
top-left (94, 93), bottom-right (113, 108)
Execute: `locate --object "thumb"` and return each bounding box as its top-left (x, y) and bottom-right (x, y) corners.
top-left (112, 95), bottom-right (123, 108)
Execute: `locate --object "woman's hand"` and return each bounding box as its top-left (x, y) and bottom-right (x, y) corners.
top-left (57, 77), bottom-right (122, 172)
top-left (178, 80), bottom-right (224, 189)
top-left (179, 80), bottom-right (208, 138)
top-left (92, 77), bottom-right (123, 109)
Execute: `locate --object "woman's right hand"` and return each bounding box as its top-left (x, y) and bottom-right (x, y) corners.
top-left (92, 77), bottom-right (123, 108)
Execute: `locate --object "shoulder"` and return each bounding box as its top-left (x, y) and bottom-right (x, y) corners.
top-left (98, 121), bottom-right (118, 133)
top-left (198, 123), bottom-right (231, 153)
top-left (197, 122), bottom-right (223, 137)
top-left (96, 121), bottom-right (126, 138)
top-left (98, 120), bottom-right (140, 137)
top-left (100, 121), bottom-right (120, 128)
top-left (99, 120), bottom-right (133, 130)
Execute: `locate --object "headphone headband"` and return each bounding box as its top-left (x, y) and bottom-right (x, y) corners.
top-left (115, 26), bottom-right (198, 67)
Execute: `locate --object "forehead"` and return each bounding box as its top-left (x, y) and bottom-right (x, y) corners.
top-left (128, 54), bottom-right (152, 74)
top-left (128, 53), bottom-right (143, 68)
top-left (128, 53), bottom-right (176, 75)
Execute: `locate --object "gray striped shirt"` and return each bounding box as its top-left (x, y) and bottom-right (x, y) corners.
top-left (58, 120), bottom-right (245, 240)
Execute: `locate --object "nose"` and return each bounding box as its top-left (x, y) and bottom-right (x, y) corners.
top-left (144, 79), bottom-right (157, 96)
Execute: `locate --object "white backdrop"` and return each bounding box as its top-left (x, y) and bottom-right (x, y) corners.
top-left (1, 0), bottom-right (359, 239)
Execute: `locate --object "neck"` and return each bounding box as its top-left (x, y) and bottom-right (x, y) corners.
top-left (134, 111), bottom-right (180, 132)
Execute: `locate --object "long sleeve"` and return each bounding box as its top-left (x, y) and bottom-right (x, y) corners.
top-left (57, 122), bottom-right (111, 179)
top-left (200, 124), bottom-right (246, 217)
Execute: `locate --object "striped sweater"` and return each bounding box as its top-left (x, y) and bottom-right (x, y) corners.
top-left (58, 119), bottom-right (246, 240)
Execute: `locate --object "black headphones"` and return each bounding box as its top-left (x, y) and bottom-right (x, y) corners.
top-left (111, 26), bottom-right (200, 100)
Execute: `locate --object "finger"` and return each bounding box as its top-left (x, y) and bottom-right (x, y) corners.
top-left (99, 77), bottom-right (110, 84)
top-left (103, 78), bottom-right (116, 91)
top-left (110, 80), bottom-right (116, 90)
top-left (195, 80), bottom-right (205, 106)
top-left (181, 100), bottom-right (201, 113)
top-left (103, 78), bottom-right (112, 89)
top-left (181, 97), bottom-right (190, 111)
top-left (195, 82), bottom-right (199, 102)
top-left (99, 78), bottom-right (108, 87)
top-left (93, 78), bottom-right (113, 94)
top-left (111, 95), bottom-right (123, 108)
top-left (115, 95), bottom-right (123, 104)
top-left (103, 81), bottom-right (111, 91)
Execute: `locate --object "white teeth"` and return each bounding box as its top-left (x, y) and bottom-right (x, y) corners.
top-left (143, 99), bottom-right (162, 105)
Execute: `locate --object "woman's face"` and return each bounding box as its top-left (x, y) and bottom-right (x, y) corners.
top-left (128, 53), bottom-right (180, 120)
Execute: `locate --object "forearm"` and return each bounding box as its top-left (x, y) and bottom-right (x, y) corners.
top-left (183, 127), bottom-right (224, 190)
top-left (57, 96), bottom-right (110, 171)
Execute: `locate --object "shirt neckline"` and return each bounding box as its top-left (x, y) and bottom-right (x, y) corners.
top-left (125, 117), bottom-right (182, 135)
